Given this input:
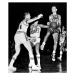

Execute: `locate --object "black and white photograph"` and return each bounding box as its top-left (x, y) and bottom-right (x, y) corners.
top-left (8, 2), bottom-right (67, 73)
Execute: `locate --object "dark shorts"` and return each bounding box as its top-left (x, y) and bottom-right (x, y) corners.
top-left (47, 22), bottom-right (60, 33)
top-left (47, 28), bottom-right (59, 34)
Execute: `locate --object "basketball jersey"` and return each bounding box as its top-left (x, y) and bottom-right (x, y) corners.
top-left (49, 14), bottom-right (60, 30)
top-left (30, 24), bottom-right (41, 38)
top-left (17, 20), bottom-right (29, 33)
top-left (60, 31), bottom-right (66, 43)
top-left (51, 14), bottom-right (59, 22)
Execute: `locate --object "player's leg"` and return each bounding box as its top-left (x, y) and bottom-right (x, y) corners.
top-left (52, 33), bottom-right (58, 61)
top-left (58, 35), bottom-right (66, 61)
top-left (9, 34), bottom-right (21, 71)
top-left (23, 40), bottom-right (36, 69)
top-left (35, 42), bottom-right (41, 69)
top-left (41, 32), bottom-right (50, 50)
top-left (58, 43), bottom-right (64, 61)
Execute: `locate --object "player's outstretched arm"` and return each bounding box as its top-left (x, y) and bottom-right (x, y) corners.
top-left (40, 24), bottom-right (49, 28)
top-left (27, 14), bottom-right (43, 23)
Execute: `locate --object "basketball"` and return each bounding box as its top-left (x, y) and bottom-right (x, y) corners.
top-left (50, 22), bottom-right (57, 29)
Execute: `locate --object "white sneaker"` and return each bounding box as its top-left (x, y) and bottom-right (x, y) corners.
top-left (36, 65), bottom-right (41, 70)
top-left (32, 65), bottom-right (40, 71)
top-left (52, 57), bottom-right (55, 61)
top-left (58, 57), bottom-right (62, 61)
top-left (8, 66), bottom-right (17, 72)
top-left (51, 54), bottom-right (56, 61)
top-left (28, 67), bottom-right (32, 73)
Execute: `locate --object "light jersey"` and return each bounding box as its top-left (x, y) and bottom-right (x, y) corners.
top-left (17, 20), bottom-right (29, 33)
top-left (60, 31), bottom-right (66, 43)
top-left (30, 24), bottom-right (41, 38)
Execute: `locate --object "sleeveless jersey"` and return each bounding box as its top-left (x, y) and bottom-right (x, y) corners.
top-left (30, 24), bottom-right (41, 38)
top-left (17, 20), bottom-right (29, 33)
top-left (60, 31), bottom-right (66, 44)
top-left (49, 14), bottom-right (60, 29)
top-left (51, 14), bottom-right (59, 22)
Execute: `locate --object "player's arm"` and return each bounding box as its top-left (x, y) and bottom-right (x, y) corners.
top-left (58, 15), bottom-right (61, 32)
top-left (25, 34), bottom-right (33, 41)
top-left (65, 31), bottom-right (67, 37)
top-left (27, 14), bottom-right (43, 23)
top-left (48, 15), bottom-right (53, 26)
top-left (49, 15), bottom-right (53, 22)
top-left (40, 24), bottom-right (49, 28)
top-left (58, 15), bottom-right (61, 26)
top-left (25, 35), bottom-right (36, 42)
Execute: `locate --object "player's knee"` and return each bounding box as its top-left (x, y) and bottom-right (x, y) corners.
top-left (53, 36), bottom-right (58, 41)
top-left (60, 51), bottom-right (62, 55)
top-left (12, 55), bottom-right (17, 60)
top-left (48, 32), bottom-right (50, 35)
top-left (29, 54), bottom-right (34, 59)
top-left (15, 44), bottom-right (20, 55)
top-left (53, 50), bottom-right (56, 54)
top-left (36, 54), bottom-right (40, 58)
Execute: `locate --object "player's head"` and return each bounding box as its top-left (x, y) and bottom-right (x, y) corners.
top-left (24, 12), bottom-right (31, 21)
top-left (33, 21), bottom-right (38, 26)
top-left (51, 6), bottom-right (57, 13)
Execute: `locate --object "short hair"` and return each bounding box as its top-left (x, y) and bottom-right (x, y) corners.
top-left (52, 6), bottom-right (57, 10)
top-left (24, 12), bottom-right (30, 17)
top-left (34, 21), bottom-right (38, 24)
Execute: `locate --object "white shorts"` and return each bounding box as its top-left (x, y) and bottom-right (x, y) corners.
top-left (31, 37), bottom-right (40, 45)
top-left (14, 32), bottom-right (27, 44)
top-left (59, 37), bottom-right (65, 45)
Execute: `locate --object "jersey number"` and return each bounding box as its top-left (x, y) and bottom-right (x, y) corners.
top-left (37, 28), bottom-right (40, 33)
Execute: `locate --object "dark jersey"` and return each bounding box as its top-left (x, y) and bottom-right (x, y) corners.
top-left (48, 14), bottom-right (61, 33)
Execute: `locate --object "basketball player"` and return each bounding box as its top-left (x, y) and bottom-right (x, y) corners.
top-left (8, 12), bottom-right (43, 72)
top-left (41, 6), bottom-right (61, 61)
top-left (30, 21), bottom-right (49, 70)
top-left (58, 26), bottom-right (66, 61)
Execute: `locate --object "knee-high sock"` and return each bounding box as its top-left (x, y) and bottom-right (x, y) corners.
top-left (29, 57), bottom-right (35, 67)
top-left (36, 55), bottom-right (40, 67)
top-left (9, 56), bottom-right (16, 67)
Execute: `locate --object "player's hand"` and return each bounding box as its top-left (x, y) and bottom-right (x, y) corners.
top-left (40, 44), bottom-right (44, 50)
top-left (47, 22), bottom-right (50, 25)
top-left (29, 37), bottom-right (36, 42)
top-left (38, 14), bottom-right (43, 19)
